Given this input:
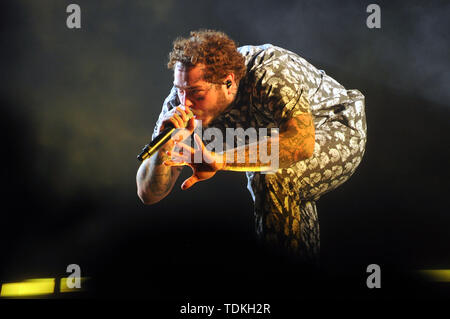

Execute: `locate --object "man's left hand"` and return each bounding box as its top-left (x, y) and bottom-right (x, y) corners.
top-left (164, 134), bottom-right (225, 190)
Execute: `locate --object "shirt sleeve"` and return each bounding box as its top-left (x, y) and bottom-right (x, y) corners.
top-left (151, 86), bottom-right (179, 139)
top-left (251, 53), bottom-right (312, 126)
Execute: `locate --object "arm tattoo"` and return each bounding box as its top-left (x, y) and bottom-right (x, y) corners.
top-left (221, 140), bottom-right (275, 172)
top-left (149, 170), bottom-right (173, 196)
top-left (278, 113), bottom-right (315, 167)
top-left (221, 113), bottom-right (315, 171)
top-left (139, 151), bottom-right (182, 197)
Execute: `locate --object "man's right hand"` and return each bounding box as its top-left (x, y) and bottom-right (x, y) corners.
top-left (160, 105), bottom-right (195, 131)
top-left (137, 104), bottom-right (195, 205)
top-left (159, 105), bottom-right (196, 151)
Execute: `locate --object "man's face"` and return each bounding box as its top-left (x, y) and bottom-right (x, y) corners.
top-left (173, 62), bottom-right (230, 127)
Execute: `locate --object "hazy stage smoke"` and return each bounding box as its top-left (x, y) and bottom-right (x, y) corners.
top-left (216, 0), bottom-right (450, 106)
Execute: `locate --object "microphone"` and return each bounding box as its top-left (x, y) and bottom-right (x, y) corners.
top-left (137, 110), bottom-right (194, 162)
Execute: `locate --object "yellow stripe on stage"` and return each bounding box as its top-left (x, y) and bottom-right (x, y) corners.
top-left (418, 270), bottom-right (450, 282)
top-left (59, 277), bottom-right (87, 293)
top-left (1, 278), bottom-right (55, 297)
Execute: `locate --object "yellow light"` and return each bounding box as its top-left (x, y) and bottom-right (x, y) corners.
top-left (59, 277), bottom-right (87, 293)
top-left (418, 270), bottom-right (450, 282)
top-left (1, 278), bottom-right (55, 297)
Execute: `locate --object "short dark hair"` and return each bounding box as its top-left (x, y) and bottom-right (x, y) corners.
top-left (167, 29), bottom-right (246, 83)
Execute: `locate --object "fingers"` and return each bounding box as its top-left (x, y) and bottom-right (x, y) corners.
top-left (163, 114), bottom-right (181, 130)
top-left (181, 175), bottom-right (199, 191)
top-left (170, 136), bottom-right (202, 160)
top-left (183, 105), bottom-right (194, 120)
top-left (172, 128), bottom-right (196, 145)
top-left (173, 113), bottom-right (184, 127)
top-left (164, 148), bottom-right (190, 166)
top-left (169, 115), bottom-right (180, 129)
top-left (171, 130), bottom-right (183, 143)
top-left (176, 106), bottom-right (188, 122)
top-left (163, 160), bottom-right (187, 167)
top-left (162, 106), bottom-right (193, 130)
top-left (178, 106), bottom-right (196, 133)
top-left (186, 117), bottom-right (196, 132)
top-left (194, 133), bottom-right (205, 150)
top-left (174, 141), bottom-right (195, 155)
top-left (166, 149), bottom-right (191, 163)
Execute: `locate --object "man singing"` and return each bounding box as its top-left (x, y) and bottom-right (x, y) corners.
top-left (136, 29), bottom-right (366, 264)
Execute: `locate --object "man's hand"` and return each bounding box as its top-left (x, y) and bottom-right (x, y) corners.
top-left (164, 134), bottom-right (225, 190)
top-left (159, 105), bottom-right (197, 151)
top-left (136, 105), bottom-right (197, 205)
top-left (160, 105), bottom-right (195, 131)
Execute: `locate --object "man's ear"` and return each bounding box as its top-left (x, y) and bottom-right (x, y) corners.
top-left (224, 73), bottom-right (236, 90)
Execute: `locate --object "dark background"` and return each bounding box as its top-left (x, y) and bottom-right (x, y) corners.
top-left (1, 0), bottom-right (449, 305)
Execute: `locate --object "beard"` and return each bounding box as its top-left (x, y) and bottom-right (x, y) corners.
top-left (202, 88), bottom-right (231, 127)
